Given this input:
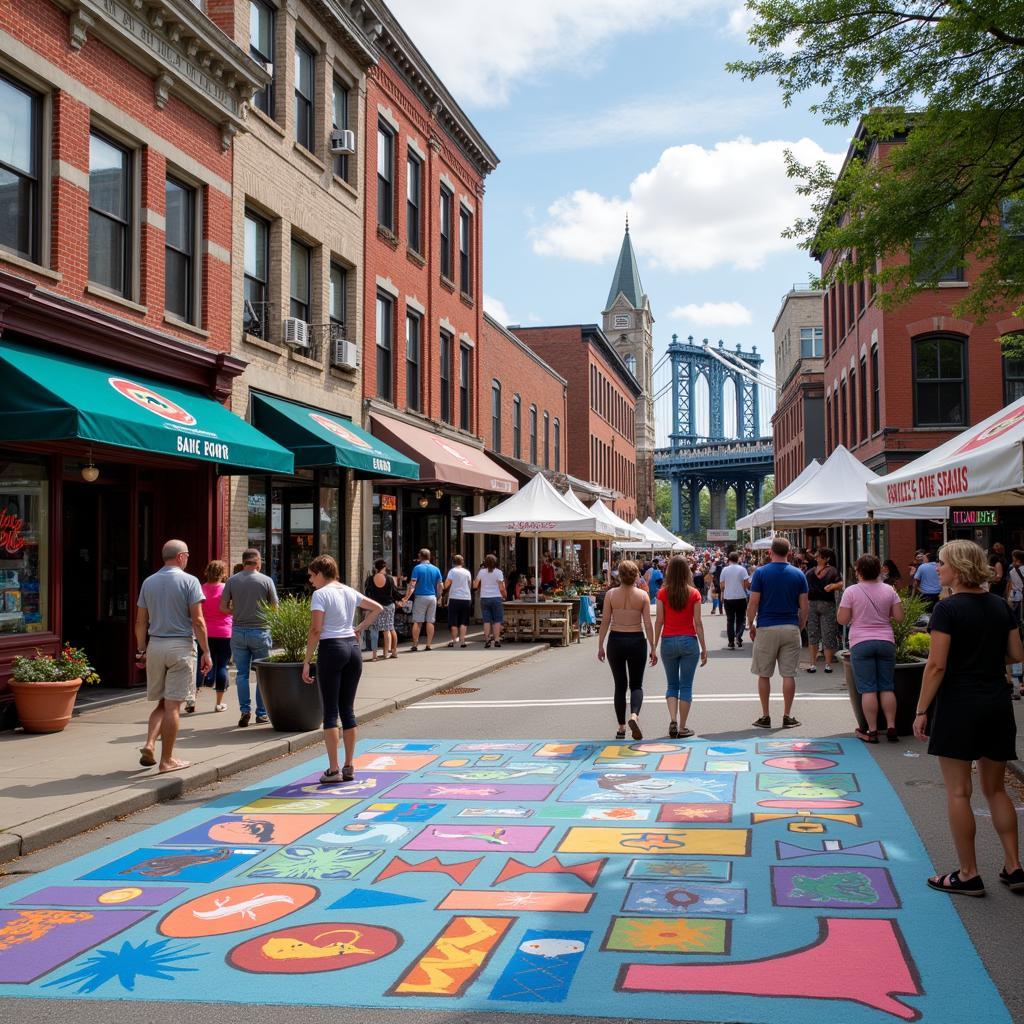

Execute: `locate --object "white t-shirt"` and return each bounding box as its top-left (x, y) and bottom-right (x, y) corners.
top-left (476, 568), bottom-right (505, 599)
top-left (719, 563), bottom-right (750, 601)
top-left (446, 566), bottom-right (473, 601)
top-left (311, 582), bottom-right (360, 639)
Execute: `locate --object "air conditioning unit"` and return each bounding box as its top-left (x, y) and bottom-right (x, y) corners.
top-left (282, 317), bottom-right (309, 349)
top-left (331, 338), bottom-right (359, 370)
top-left (330, 129), bottom-right (356, 155)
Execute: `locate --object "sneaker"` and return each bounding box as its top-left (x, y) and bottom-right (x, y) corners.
top-left (215, 702), bottom-right (227, 712)
top-left (736, 638), bottom-right (743, 648)
top-left (752, 715), bottom-right (772, 729)
top-left (806, 665), bottom-right (817, 673)
top-left (782, 715), bottom-right (801, 729)
top-left (727, 642), bottom-right (735, 650)
top-left (254, 714), bottom-right (269, 725)
top-left (238, 712), bottom-right (251, 728)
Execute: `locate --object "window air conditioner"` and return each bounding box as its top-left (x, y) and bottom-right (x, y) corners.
top-left (331, 338), bottom-right (359, 370)
top-left (330, 129), bottom-right (356, 155)
top-left (282, 317), bottom-right (309, 349)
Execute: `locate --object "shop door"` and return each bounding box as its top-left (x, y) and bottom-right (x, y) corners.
top-left (401, 511), bottom-right (446, 574)
top-left (63, 481), bottom-right (132, 684)
top-left (279, 486), bottom-right (316, 594)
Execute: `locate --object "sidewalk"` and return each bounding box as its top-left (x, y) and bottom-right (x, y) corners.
top-left (0, 641), bottom-right (548, 864)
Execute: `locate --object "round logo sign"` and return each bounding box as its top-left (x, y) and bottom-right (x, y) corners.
top-left (953, 404), bottom-right (1024, 455)
top-left (227, 921), bottom-right (401, 974)
top-left (109, 377), bottom-right (196, 426)
top-left (432, 436), bottom-right (473, 466)
top-left (309, 413), bottom-right (371, 449)
top-left (159, 883), bottom-right (318, 938)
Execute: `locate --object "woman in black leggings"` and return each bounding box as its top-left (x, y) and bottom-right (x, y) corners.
top-left (302, 555), bottom-right (382, 784)
top-left (598, 559), bottom-right (658, 740)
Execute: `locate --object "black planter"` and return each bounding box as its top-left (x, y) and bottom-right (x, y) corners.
top-left (253, 660), bottom-right (323, 732)
top-left (842, 652), bottom-right (925, 736)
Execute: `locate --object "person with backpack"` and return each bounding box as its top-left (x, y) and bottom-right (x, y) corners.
top-left (645, 559), bottom-right (665, 608)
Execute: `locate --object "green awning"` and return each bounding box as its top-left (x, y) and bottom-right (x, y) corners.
top-left (0, 342), bottom-right (294, 475)
top-left (251, 393), bottom-right (419, 480)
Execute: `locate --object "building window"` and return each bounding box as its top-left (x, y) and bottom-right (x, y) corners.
top-left (459, 343), bottom-right (471, 430)
top-left (491, 380), bottom-right (501, 449)
top-left (832, 389), bottom-right (839, 449)
top-left (377, 123), bottom-right (397, 232)
top-left (0, 74), bottom-right (41, 263)
top-left (913, 335), bottom-right (966, 426)
top-left (249, 1), bottom-right (274, 116)
top-left (329, 261), bottom-right (346, 332)
top-left (849, 367), bottom-right (857, 444)
top-left (439, 186), bottom-right (453, 280)
top-left (88, 131), bottom-right (132, 297)
top-left (839, 381), bottom-right (847, 447)
top-left (543, 411), bottom-right (550, 469)
top-left (0, 457), bottom-right (49, 634)
top-left (294, 37), bottom-right (315, 152)
top-left (871, 346), bottom-right (880, 433)
top-left (332, 78), bottom-right (349, 181)
top-left (529, 405), bottom-right (538, 465)
top-left (243, 209), bottom-right (269, 337)
top-left (376, 293), bottom-right (393, 401)
top-left (858, 355), bottom-right (868, 442)
top-left (800, 327), bottom-right (823, 358)
top-left (288, 239), bottom-right (310, 322)
top-left (1005, 354), bottom-right (1024, 404)
top-left (624, 353), bottom-right (636, 376)
top-left (912, 237), bottom-right (964, 283)
top-left (407, 151), bottom-right (422, 253)
top-left (553, 418), bottom-right (560, 472)
top-left (439, 329), bottom-right (453, 423)
top-left (406, 311), bottom-right (421, 411)
top-left (164, 177), bottom-right (196, 323)
top-left (459, 207), bottom-right (472, 295)
top-left (512, 394), bottom-right (521, 458)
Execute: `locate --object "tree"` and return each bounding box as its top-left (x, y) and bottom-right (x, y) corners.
top-left (728, 1), bottom-right (1024, 342)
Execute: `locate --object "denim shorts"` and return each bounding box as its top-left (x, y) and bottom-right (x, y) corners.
top-left (850, 639), bottom-right (896, 694)
top-left (480, 596), bottom-right (504, 624)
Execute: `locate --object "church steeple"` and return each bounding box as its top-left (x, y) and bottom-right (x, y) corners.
top-left (605, 217), bottom-right (645, 311)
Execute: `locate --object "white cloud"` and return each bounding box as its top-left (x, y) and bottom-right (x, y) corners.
top-left (531, 136), bottom-right (845, 271)
top-left (726, 3), bottom-right (755, 37)
top-left (484, 293), bottom-right (513, 325)
top-left (671, 301), bottom-right (753, 326)
top-left (386, 0), bottom-right (724, 107)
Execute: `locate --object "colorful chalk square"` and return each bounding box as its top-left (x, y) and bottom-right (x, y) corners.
top-left (158, 813), bottom-right (333, 847)
top-left (756, 740), bottom-right (844, 754)
top-left (313, 822), bottom-right (412, 846)
top-left (269, 771), bottom-right (407, 800)
top-left (437, 890), bottom-right (595, 913)
top-left (80, 847), bottom-right (262, 883)
top-left (596, 745), bottom-right (647, 761)
top-left (602, 916), bottom-right (730, 954)
top-left (775, 839), bottom-right (888, 861)
top-left (533, 743), bottom-right (593, 759)
top-left (426, 762), bottom-right (566, 781)
top-left (625, 859), bottom-right (732, 882)
top-left (556, 826), bottom-right (750, 856)
top-left (242, 846), bottom-right (384, 881)
top-left (158, 883), bottom-right (318, 937)
top-left (13, 886), bottom-right (185, 908)
top-left (707, 745), bottom-right (746, 756)
top-left (543, 805), bottom-right (654, 822)
top-left (560, 771), bottom-right (735, 804)
top-left (704, 760), bottom-right (749, 772)
top-left (771, 866), bottom-right (900, 909)
top-left (386, 782), bottom-right (555, 802)
top-left (488, 929), bottom-right (589, 1002)
top-left (232, 797), bottom-right (358, 815)
top-left (756, 773), bottom-right (860, 798)
top-left (455, 807), bottom-right (534, 818)
top-left (372, 742), bottom-right (439, 752)
top-left (354, 801), bottom-right (444, 822)
top-left (655, 753), bottom-right (690, 772)
top-left (353, 753), bottom-right (438, 771)
top-left (0, 908), bottom-right (152, 983)
top-left (623, 880), bottom-right (747, 915)
top-left (762, 756), bottom-right (840, 772)
top-left (452, 742), bottom-right (531, 751)
top-left (403, 824), bottom-right (551, 853)
top-left (327, 888), bottom-right (425, 910)
top-left (228, 921), bottom-right (401, 974)
top-left (656, 803), bottom-right (732, 823)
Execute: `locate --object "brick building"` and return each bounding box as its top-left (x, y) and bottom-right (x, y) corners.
top-left (820, 120), bottom-right (1024, 569)
top-left (771, 285), bottom-right (825, 492)
top-left (359, 7), bottom-right (510, 578)
top-left (0, 0), bottom-right (283, 719)
top-left (510, 325), bottom-right (640, 525)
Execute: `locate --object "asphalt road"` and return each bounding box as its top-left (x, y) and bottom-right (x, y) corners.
top-left (3, 620), bottom-right (1023, 1024)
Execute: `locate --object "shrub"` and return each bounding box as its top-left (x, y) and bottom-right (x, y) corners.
top-left (11, 644), bottom-right (100, 684)
top-left (259, 596), bottom-right (312, 663)
top-left (893, 590), bottom-right (931, 662)
top-left (903, 631), bottom-right (931, 659)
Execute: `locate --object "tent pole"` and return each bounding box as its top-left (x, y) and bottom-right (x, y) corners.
top-left (943, 519), bottom-right (948, 547)
top-left (534, 535), bottom-right (539, 601)
top-left (867, 510), bottom-right (875, 555)
top-left (841, 523), bottom-right (847, 584)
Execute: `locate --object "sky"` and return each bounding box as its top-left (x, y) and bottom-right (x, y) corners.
top-left (388, 0), bottom-right (851, 405)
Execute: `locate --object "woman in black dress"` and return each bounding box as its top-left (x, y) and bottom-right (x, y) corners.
top-left (915, 539), bottom-right (1024, 895)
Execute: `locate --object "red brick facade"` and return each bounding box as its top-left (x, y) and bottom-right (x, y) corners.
top-left (510, 325), bottom-right (639, 522)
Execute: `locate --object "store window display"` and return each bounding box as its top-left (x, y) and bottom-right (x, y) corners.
top-left (0, 459), bottom-right (48, 634)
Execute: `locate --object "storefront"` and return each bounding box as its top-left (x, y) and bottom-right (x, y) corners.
top-left (0, 342), bottom-right (292, 724)
top-left (246, 394), bottom-right (417, 594)
top-left (369, 412), bottom-right (517, 577)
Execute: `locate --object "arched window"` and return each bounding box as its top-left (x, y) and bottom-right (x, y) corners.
top-left (543, 411), bottom-right (550, 468)
top-left (491, 380), bottom-right (501, 450)
top-left (512, 394), bottom-right (521, 459)
top-left (529, 404), bottom-right (538, 465)
top-left (625, 353), bottom-right (636, 376)
top-left (913, 335), bottom-right (966, 426)
top-left (553, 418), bottom-right (561, 472)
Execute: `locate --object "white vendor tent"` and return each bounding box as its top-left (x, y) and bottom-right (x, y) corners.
top-left (643, 517), bottom-right (695, 553)
top-left (736, 459), bottom-right (822, 531)
top-left (590, 499), bottom-right (646, 541)
top-left (750, 536), bottom-right (775, 551)
top-left (615, 519), bottom-right (674, 553)
top-left (866, 396), bottom-right (1024, 509)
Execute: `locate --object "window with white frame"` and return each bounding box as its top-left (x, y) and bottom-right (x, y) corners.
top-left (0, 73), bottom-right (42, 263)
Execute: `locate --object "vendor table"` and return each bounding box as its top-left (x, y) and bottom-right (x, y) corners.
top-left (503, 600), bottom-right (576, 647)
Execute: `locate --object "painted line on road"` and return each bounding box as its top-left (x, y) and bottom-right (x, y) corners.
top-left (417, 695), bottom-right (850, 709)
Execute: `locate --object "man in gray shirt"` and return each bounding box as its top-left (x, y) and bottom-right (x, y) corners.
top-left (136, 539), bottom-right (211, 773)
top-left (221, 548), bottom-right (278, 726)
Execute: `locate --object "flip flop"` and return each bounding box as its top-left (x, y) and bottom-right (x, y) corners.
top-left (927, 869), bottom-right (985, 897)
top-left (158, 760), bottom-right (191, 774)
top-left (138, 747), bottom-right (156, 768)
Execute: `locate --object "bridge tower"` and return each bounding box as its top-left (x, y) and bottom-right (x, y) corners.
top-left (660, 334), bottom-right (773, 538)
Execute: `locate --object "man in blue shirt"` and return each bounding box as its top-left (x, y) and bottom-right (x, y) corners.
top-left (746, 536), bottom-right (809, 729)
top-left (399, 548), bottom-right (443, 651)
top-left (913, 552), bottom-right (942, 611)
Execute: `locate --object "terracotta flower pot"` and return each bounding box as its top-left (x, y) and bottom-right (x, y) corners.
top-left (10, 678), bottom-right (83, 733)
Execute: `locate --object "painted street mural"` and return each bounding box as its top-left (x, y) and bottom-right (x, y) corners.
top-left (0, 738), bottom-right (1012, 1022)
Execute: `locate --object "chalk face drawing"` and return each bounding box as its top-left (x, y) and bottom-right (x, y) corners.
top-left (488, 929), bottom-right (589, 1002)
top-left (159, 814), bottom-right (333, 847)
top-left (756, 774), bottom-right (859, 799)
top-left (158, 883), bottom-right (317, 937)
top-left (243, 846), bottom-right (384, 881)
top-left (228, 922), bottom-right (401, 974)
top-left (559, 771), bottom-right (735, 804)
top-left (622, 881), bottom-right (747, 916)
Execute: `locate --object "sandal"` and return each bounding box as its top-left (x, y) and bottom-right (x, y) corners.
top-left (668, 721), bottom-right (679, 739)
top-left (447, 641), bottom-right (455, 648)
top-left (855, 729), bottom-right (879, 744)
top-left (679, 727), bottom-right (695, 738)
top-left (342, 764), bottom-right (355, 782)
top-left (806, 666), bottom-right (816, 673)
top-left (886, 727), bottom-right (899, 742)
top-left (998, 867), bottom-right (1024, 892)
top-left (927, 869), bottom-right (985, 897)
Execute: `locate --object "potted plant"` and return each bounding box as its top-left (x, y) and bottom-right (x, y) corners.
top-left (843, 589), bottom-right (930, 736)
top-left (9, 645), bottom-right (100, 733)
top-left (252, 596), bottom-right (323, 733)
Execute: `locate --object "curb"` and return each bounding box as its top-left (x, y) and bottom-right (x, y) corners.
top-left (0, 642), bottom-right (549, 864)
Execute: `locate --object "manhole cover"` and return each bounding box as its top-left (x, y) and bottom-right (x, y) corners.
top-left (436, 686), bottom-right (480, 695)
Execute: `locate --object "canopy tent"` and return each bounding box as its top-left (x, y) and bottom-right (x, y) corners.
top-left (749, 536), bottom-right (775, 551)
top-left (614, 519), bottom-right (673, 552)
top-left (866, 395), bottom-right (1024, 509)
top-left (590, 499), bottom-right (645, 540)
top-left (643, 517), bottom-right (695, 553)
top-left (736, 459), bottom-right (822, 531)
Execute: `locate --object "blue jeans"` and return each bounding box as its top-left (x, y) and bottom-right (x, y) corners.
top-left (661, 634), bottom-right (699, 701)
top-left (231, 627), bottom-right (270, 715)
top-left (850, 639), bottom-right (896, 694)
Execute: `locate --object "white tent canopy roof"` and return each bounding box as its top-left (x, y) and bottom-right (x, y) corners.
top-left (736, 459), bottom-right (822, 530)
top-left (866, 396), bottom-right (1024, 509)
top-left (642, 517), bottom-right (695, 553)
top-left (767, 445), bottom-right (947, 526)
top-left (590, 499), bottom-right (645, 540)
top-left (461, 472), bottom-right (616, 539)
top-left (614, 519), bottom-right (675, 552)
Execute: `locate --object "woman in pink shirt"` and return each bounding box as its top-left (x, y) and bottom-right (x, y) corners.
top-left (195, 560), bottom-right (233, 713)
top-left (837, 554), bottom-right (905, 743)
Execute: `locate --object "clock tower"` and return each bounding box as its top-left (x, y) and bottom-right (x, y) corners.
top-left (603, 219), bottom-right (656, 521)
